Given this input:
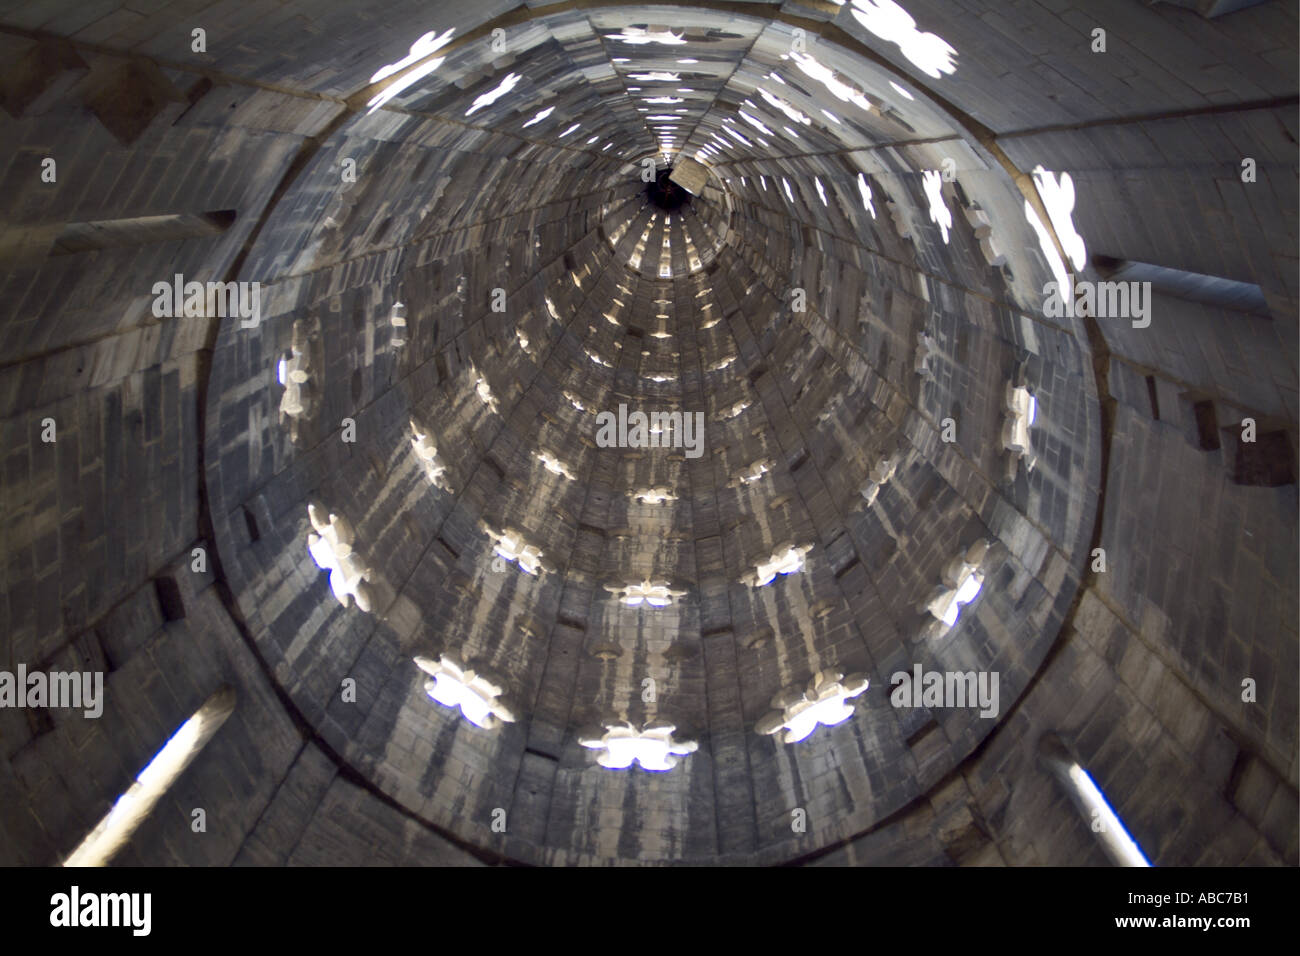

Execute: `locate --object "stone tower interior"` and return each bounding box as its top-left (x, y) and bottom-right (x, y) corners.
top-left (0, 0), bottom-right (1296, 868)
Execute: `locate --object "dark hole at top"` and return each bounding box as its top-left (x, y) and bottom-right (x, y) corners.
top-left (647, 167), bottom-right (689, 212)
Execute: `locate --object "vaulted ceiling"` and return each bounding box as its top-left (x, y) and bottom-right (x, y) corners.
top-left (1, 0), bottom-right (1295, 868)
top-left (203, 1), bottom-right (1102, 863)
